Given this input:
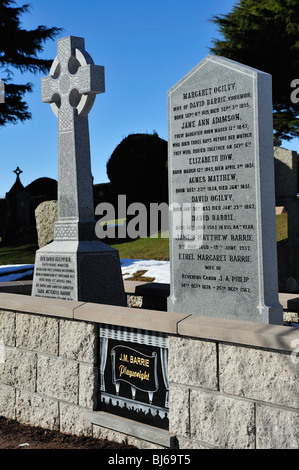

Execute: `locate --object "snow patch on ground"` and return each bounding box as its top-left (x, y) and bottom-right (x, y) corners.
top-left (0, 264), bottom-right (34, 282)
top-left (0, 260), bottom-right (170, 284)
top-left (120, 259), bottom-right (170, 283)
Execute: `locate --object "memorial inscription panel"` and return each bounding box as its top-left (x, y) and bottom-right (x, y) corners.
top-left (99, 326), bottom-right (169, 430)
top-left (168, 55), bottom-right (282, 324)
top-left (33, 254), bottom-right (76, 300)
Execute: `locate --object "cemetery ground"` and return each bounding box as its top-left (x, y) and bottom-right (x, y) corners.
top-left (0, 416), bottom-right (136, 449)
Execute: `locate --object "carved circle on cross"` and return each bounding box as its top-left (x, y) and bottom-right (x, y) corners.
top-left (49, 48), bottom-right (96, 118)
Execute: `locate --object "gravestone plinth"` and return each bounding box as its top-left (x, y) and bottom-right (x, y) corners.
top-left (32, 36), bottom-right (125, 306)
top-left (167, 55), bottom-right (282, 324)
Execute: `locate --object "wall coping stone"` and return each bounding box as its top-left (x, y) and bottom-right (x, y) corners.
top-left (124, 281), bottom-right (170, 297)
top-left (178, 314), bottom-right (299, 352)
top-left (84, 411), bottom-right (175, 448)
top-left (0, 292), bottom-right (298, 352)
top-left (0, 292), bottom-right (188, 334)
top-left (279, 292), bottom-right (299, 310)
top-left (73, 301), bottom-right (188, 333)
top-left (0, 280), bottom-right (32, 295)
top-left (1, 280), bottom-right (299, 310)
top-left (0, 292), bottom-right (83, 318)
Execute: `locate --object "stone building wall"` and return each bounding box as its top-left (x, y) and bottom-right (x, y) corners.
top-left (0, 292), bottom-right (298, 449)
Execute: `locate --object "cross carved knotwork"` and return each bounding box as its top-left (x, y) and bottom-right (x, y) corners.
top-left (41, 36), bottom-right (105, 130)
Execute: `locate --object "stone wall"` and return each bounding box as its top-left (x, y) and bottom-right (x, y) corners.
top-left (0, 308), bottom-right (98, 437)
top-left (0, 292), bottom-right (298, 449)
top-left (169, 335), bottom-right (298, 449)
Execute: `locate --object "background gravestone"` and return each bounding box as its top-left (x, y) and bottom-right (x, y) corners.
top-left (32, 36), bottom-right (125, 305)
top-left (35, 200), bottom-right (58, 248)
top-left (274, 147), bottom-right (299, 292)
top-left (167, 54), bottom-right (282, 325)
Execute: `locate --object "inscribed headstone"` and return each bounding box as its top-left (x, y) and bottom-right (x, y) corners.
top-left (32, 36), bottom-right (125, 305)
top-left (167, 55), bottom-right (282, 324)
top-left (274, 147), bottom-right (299, 292)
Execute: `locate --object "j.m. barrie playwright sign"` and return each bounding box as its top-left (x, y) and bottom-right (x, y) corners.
top-left (99, 326), bottom-right (169, 430)
top-left (168, 55), bottom-right (282, 324)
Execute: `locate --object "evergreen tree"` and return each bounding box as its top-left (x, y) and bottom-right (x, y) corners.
top-left (107, 132), bottom-right (168, 207)
top-left (209, 0), bottom-right (299, 144)
top-left (0, 0), bottom-right (62, 126)
top-left (106, 132), bottom-right (168, 237)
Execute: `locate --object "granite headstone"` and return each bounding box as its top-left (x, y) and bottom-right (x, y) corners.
top-left (32, 36), bottom-right (125, 306)
top-left (274, 147), bottom-right (299, 292)
top-left (167, 55), bottom-right (282, 324)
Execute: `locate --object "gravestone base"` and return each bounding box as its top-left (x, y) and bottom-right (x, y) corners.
top-left (168, 295), bottom-right (283, 325)
top-left (32, 240), bottom-right (126, 305)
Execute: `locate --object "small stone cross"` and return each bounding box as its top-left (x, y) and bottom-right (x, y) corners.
top-left (41, 36), bottom-right (104, 237)
top-left (13, 167), bottom-right (23, 180)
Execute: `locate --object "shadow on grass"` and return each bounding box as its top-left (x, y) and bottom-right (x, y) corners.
top-left (0, 243), bottom-right (38, 266)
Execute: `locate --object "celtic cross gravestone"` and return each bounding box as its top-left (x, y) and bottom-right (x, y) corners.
top-left (32, 36), bottom-right (126, 305)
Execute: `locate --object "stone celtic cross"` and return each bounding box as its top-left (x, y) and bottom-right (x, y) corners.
top-left (41, 35), bottom-right (105, 240)
top-left (32, 35), bottom-right (125, 306)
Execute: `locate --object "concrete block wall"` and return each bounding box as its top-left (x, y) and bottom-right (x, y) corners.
top-left (169, 315), bottom-right (299, 449)
top-left (0, 308), bottom-right (98, 437)
top-left (169, 337), bottom-right (299, 448)
top-left (0, 292), bottom-right (298, 449)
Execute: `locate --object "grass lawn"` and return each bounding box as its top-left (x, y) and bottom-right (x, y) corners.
top-left (0, 243), bottom-right (38, 266)
top-left (0, 214), bottom-right (288, 266)
top-left (110, 232), bottom-right (170, 260)
top-left (276, 212), bottom-right (288, 242)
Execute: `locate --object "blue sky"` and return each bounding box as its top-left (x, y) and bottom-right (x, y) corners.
top-left (0, 0), bottom-right (298, 198)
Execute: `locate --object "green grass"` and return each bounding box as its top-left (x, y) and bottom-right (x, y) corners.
top-left (0, 214), bottom-right (288, 266)
top-left (110, 232), bottom-right (170, 260)
top-left (0, 243), bottom-right (38, 266)
top-left (276, 212), bottom-right (288, 242)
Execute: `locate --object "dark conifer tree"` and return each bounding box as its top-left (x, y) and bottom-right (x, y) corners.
top-left (0, 0), bottom-right (62, 126)
top-left (209, 0), bottom-right (299, 145)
